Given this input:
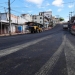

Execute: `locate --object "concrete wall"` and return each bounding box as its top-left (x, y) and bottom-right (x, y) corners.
top-left (18, 17), bottom-right (25, 24)
top-left (0, 13), bottom-right (7, 21)
top-left (21, 14), bottom-right (32, 22)
top-left (22, 25), bottom-right (29, 33)
top-left (0, 13), bottom-right (27, 24)
top-left (11, 24), bottom-right (16, 33)
top-left (33, 15), bottom-right (43, 24)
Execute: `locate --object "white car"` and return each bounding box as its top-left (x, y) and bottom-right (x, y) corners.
top-left (63, 24), bottom-right (68, 29)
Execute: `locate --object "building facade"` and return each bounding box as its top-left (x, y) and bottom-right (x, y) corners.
top-left (21, 14), bottom-right (32, 22)
top-left (39, 11), bottom-right (52, 28)
top-left (0, 13), bottom-right (32, 34)
top-left (32, 15), bottom-right (43, 24)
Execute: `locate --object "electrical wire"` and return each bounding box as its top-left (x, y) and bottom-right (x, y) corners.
top-left (0, 2), bottom-right (8, 4)
top-left (63, 1), bottom-right (75, 4)
top-left (11, 9), bottom-right (22, 14)
top-left (11, 6), bottom-right (29, 8)
top-left (11, 1), bottom-right (75, 8)
top-left (11, 0), bottom-right (16, 4)
top-left (0, 1), bottom-right (75, 15)
top-left (0, 6), bottom-right (8, 9)
top-left (10, 1), bottom-right (75, 15)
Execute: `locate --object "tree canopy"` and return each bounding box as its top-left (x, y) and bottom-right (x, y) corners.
top-left (59, 17), bottom-right (64, 21)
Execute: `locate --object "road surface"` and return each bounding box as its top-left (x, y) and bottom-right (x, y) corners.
top-left (0, 24), bottom-right (75, 75)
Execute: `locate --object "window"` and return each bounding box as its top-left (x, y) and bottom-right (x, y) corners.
top-left (35, 17), bottom-right (37, 19)
top-left (40, 17), bottom-right (42, 19)
top-left (40, 21), bottom-right (42, 23)
top-left (34, 16), bottom-right (37, 19)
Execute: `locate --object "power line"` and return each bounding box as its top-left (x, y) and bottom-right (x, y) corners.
top-left (11, 0), bottom-right (15, 4)
top-left (11, 1), bottom-right (75, 8)
top-left (11, 9), bottom-right (22, 14)
top-left (10, 1), bottom-right (75, 15)
top-left (11, 6), bottom-right (29, 8)
top-left (0, 1), bottom-right (75, 14)
top-left (63, 1), bottom-right (75, 4)
top-left (0, 5), bottom-right (8, 8)
top-left (0, 2), bottom-right (8, 4)
top-left (18, 0), bottom-right (24, 3)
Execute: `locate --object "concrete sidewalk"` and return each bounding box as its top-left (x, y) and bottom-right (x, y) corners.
top-left (0, 32), bottom-right (29, 37)
top-left (0, 27), bottom-right (52, 37)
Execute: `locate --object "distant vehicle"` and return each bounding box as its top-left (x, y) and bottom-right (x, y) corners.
top-left (29, 25), bottom-right (43, 33)
top-left (27, 22), bottom-right (43, 33)
top-left (70, 24), bottom-right (75, 35)
top-left (63, 24), bottom-right (68, 29)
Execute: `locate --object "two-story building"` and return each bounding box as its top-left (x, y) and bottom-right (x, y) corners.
top-left (0, 13), bottom-right (32, 34)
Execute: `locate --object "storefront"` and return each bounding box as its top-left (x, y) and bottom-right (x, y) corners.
top-left (0, 21), bottom-right (9, 34)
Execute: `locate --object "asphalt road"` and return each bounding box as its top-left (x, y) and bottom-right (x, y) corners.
top-left (0, 24), bottom-right (75, 75)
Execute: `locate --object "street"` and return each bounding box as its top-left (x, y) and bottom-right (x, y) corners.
top-left (0, 24), bottom-right (75, 75)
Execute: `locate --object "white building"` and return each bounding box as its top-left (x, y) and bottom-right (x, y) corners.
top-left (32, 11), bottom-right (52, 28)
top-left (20, 14), bottom-right (33, 33)
top-left (21, 14), bottom-right (32, 22)
top-left (39, 11), bottom-right (52, 18)
top-left (39, 11), bottom-right (52, 28)
top-left (0, 13), bottom-right (32, 34)
top-left (32, 15), bottom-right (43, 24)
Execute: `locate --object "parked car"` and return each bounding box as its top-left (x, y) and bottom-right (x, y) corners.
top-left (71, 24), bottom-right (75, 35)
top-left (63, 24), bottom-right (68, 29)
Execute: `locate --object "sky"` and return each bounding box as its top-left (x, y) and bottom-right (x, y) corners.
top-left (0, 0), bottom-right (75, 21)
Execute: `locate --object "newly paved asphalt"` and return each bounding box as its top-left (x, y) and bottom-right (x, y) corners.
top-left (0, 24), bottom-right (75, 75)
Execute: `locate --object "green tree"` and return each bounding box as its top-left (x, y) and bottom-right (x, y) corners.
top-left (59, 17), bottom-right (64, 21)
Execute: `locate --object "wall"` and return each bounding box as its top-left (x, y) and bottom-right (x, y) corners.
top-left (21, 14), bottom-right (32, 22)
top-left (18, 17), bottom-right (25, 24)
top-left (22, 25), bottom-right (29, 33)
top-left (33, 15), bottom-right (43, 24)
top-left (11, 24), bottom-right (16, 33)
top-left (0, 13), bottom-right (7, 21)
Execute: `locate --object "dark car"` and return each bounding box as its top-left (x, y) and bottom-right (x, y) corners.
top-left (71, 23), bottom-right (75, 35)
top-left (63, 24), bottom-right (68, 29)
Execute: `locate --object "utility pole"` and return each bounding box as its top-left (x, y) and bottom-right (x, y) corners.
top-left (69, 12), bottom-right (73, 23)
top-left (70, 12), bottom-right (73, 17)
top-left (0, 12), bottom-right (2, 34)
top-left (69, 14), bottom-right (71, 23)
top-left (8, 0), bottom-right (11, 35)
top-left (43, 12), bottom-right (44, 28)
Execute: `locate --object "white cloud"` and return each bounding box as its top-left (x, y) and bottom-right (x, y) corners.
top-left (52, 0), bottom-right (64, 7)
top-left (64, 18), bottom-right (69, 22)
top-left (22, 10), bottom-right (25, 13)
top-left (37, 5), bottom-right (45, 8)
top-left (47, 9), bottom-right (52, 11)
top-left (68, 5), bottom-right (74, 8)
top-left (37, 3), bottom-right (50, 9)
top-left (57, 8), bottom-right (62, 12)
top-left (28, 11), bottom-right (32, 13)
top-left (26, 0), bottom-right (43, 5)
top-left (46, 3), bottom-right (50, 6)
top-left (25, 5), bottom-right (29, 8)
top-left (38, 4), bottom-right (50, 9)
